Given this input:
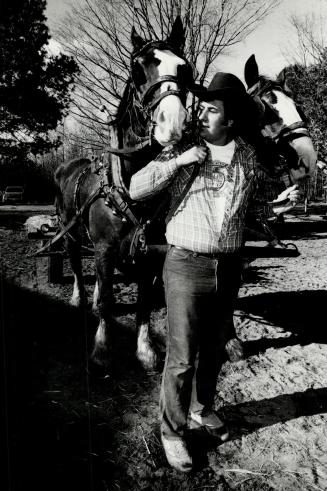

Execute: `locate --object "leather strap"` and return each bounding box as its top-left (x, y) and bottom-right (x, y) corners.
top-left (32, 186), bottom-right (103, 256)
top-left (105, 138), bottom-right (150, 156)
top-left (165, 164), bottom-right (200, 224)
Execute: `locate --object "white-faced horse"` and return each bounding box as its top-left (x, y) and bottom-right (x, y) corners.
top-left (244, 54), bottom-right (316, 183)
top-left (55, 18), bottom-right (195, 374)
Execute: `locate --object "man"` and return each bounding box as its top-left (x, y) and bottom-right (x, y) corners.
top-left (129, 72), bottom-right (299, 473)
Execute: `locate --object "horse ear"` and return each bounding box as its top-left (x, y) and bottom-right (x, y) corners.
top-left (131, 26), bottom-right (146, 53)
top-left (244, 54), bottom-right (259, 89)
top-left (167, 16), bottom-right (185, 52)
top-left (276, 68), bottom-right (289, 91)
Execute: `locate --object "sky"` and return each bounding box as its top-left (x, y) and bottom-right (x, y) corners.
top-left (45, 0), bottom-right (325, 81)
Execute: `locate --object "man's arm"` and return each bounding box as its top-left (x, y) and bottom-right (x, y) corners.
top-left (129, 157), bottom-right (180, 201)
top-left (129, 145), bottom-right (207, 201)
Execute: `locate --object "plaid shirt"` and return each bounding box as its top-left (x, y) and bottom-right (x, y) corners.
top-left (129, 136), bottom-right (260, 253)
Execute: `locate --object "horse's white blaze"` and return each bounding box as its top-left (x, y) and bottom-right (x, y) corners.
top-left (153, 49), bottom-right (187, 146)
top-left (154, 49), bottom-right (186, 83)
top-left (269, 90), bottom-right (302, 127)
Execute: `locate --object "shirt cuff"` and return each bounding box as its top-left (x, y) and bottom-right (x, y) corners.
top-left (165, 158), bottom-right (179, 177)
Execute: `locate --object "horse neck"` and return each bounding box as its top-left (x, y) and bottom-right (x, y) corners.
top-left (116, 80), bottom-right (149, 147)
top-left (115, 80), bottom-right (162, 184)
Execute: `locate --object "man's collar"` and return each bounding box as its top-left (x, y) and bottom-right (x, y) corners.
top-left (201, 135), bottom-right (244, 146)
top-left (234, 136), bottom-right (247, 148)
top-left (201, 135), bottom-right (255, 160)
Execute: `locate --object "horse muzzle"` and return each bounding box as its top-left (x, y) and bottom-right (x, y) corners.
top-left (288, 135), bottom-right (317, 182)
top-left (154, 95), bottom-right (187, 146)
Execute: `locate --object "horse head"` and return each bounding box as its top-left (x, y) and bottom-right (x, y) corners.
top-left (244, 54), bottom-right (317, 183)
top-left (130, 17), bottom-right (194, 146)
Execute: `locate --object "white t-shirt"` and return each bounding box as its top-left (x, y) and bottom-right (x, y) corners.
top-left (205, 139), bottom-right (235, 166)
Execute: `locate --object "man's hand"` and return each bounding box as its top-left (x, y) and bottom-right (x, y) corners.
top-left (176, 146), bottom-right (207, 168)
top-left (268, 184), bottom-right (301, 215)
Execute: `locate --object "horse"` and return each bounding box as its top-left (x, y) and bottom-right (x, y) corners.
top-left (55, 17), bottom-right (195, 373)
top-left (236, 55), bottom-right (317, 278)
top-left (244, 54), bottom-right (317, 184)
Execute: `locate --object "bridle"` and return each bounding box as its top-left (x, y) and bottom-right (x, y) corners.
top-left (131, 40), bottom-right (195, 117)
top-left (248, 80), bottom-right (309, 145)
top-left (135, 74), bottom-right (182, 113)
top-left (104, 41), bottom-right (195, 155)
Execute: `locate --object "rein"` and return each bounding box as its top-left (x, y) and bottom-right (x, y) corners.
top-left (105, 138), bottom-right (151, 156)
top-left (31, 184), bottom-right (104, 256)
top-left (136, 75), bottom-right (183, 112)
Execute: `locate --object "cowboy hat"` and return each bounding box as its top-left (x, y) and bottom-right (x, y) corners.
top-left (190, 72), bottom-right (246, 101)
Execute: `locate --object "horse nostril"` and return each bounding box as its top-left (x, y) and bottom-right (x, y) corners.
top-left (157, 110), bottom-right (166, 124)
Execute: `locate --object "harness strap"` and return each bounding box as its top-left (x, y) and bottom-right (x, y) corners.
top-left (32, 186), bottom-right (103, 256)
top-left (165, 163), bottom-right (200, 224)
top-left (105, 138), bottom-right (150, 156)
top-left (74, 165), bottom-right (92, 211)
top-left (105, 187), bottom-right (140, 226)
top-left (147, 89), bottom-right (181, 112)
top-left (141, 75), bottom-right (180, 104)
top-left (275, 122), bottom-right (309, 142)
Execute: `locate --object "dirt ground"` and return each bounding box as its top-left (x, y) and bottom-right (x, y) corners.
top-left (1, 203), bottom-right (327, 491)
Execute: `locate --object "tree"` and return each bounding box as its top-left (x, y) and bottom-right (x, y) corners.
top-left (284, 3), bottom-right (327, 67)
top-left (285, 52), bottom-right (327, 161)
top-left (55, 0), bottom-right (279, 146)
top-left (0, 0), bottom-right (79, 160)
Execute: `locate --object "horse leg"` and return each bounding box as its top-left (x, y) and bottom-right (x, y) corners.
top-left (135, 260), bottom-right (158, 371)
top-left (66, 234), bottom-right (87, 307)
top-left (90, 246), bottom-right (115, 367)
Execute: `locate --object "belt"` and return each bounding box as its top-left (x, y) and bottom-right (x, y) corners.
top-left (173, 246), bottom-right (239, 260)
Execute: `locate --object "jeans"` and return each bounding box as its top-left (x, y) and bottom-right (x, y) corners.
top-left (160, 245), bottom-right (242, 439)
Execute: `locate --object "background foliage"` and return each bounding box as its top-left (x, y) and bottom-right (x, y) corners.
top-left (0, 0), bottom-right (79, 198)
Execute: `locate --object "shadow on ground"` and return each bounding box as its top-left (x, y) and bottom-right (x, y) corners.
top-left (189, 386), bottom-right (327, 469)
top-left (274, 211), bottom-right (327, 240)
top-left (0, 274), bottom-right (158, 491)
top-left (189, 289), bottom-right (327, 468)
top-left (237, 289), bottom-right (327, 352)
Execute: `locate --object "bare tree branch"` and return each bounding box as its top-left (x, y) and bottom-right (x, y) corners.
top-left (52, 0), bottom-right (279, 147)
top-left (283, 8), bottom-right (327, 67)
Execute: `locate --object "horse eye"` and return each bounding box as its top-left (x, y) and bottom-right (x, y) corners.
top-left (142, 54), bottom-right (160, 67)
top-left (132, 62), bottom-right (146, 86)
top-left (177, 64), bottom-right (193, 84)
top-left (263, 101), bottom-right (280, 124)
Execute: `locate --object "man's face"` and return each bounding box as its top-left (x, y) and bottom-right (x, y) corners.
top-left (198, 99), bottom-right (230, 144)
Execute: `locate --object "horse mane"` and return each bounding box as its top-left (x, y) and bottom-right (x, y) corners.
top-left (115, 78), bottom-right (148, 144)
top-left (116, 79), bottom-right (133, 124)
top-left (258, 75), bottom-right (293, 97)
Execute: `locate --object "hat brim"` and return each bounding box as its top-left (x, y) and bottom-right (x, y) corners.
top-left (189, 83), bottom-right (245, 101)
